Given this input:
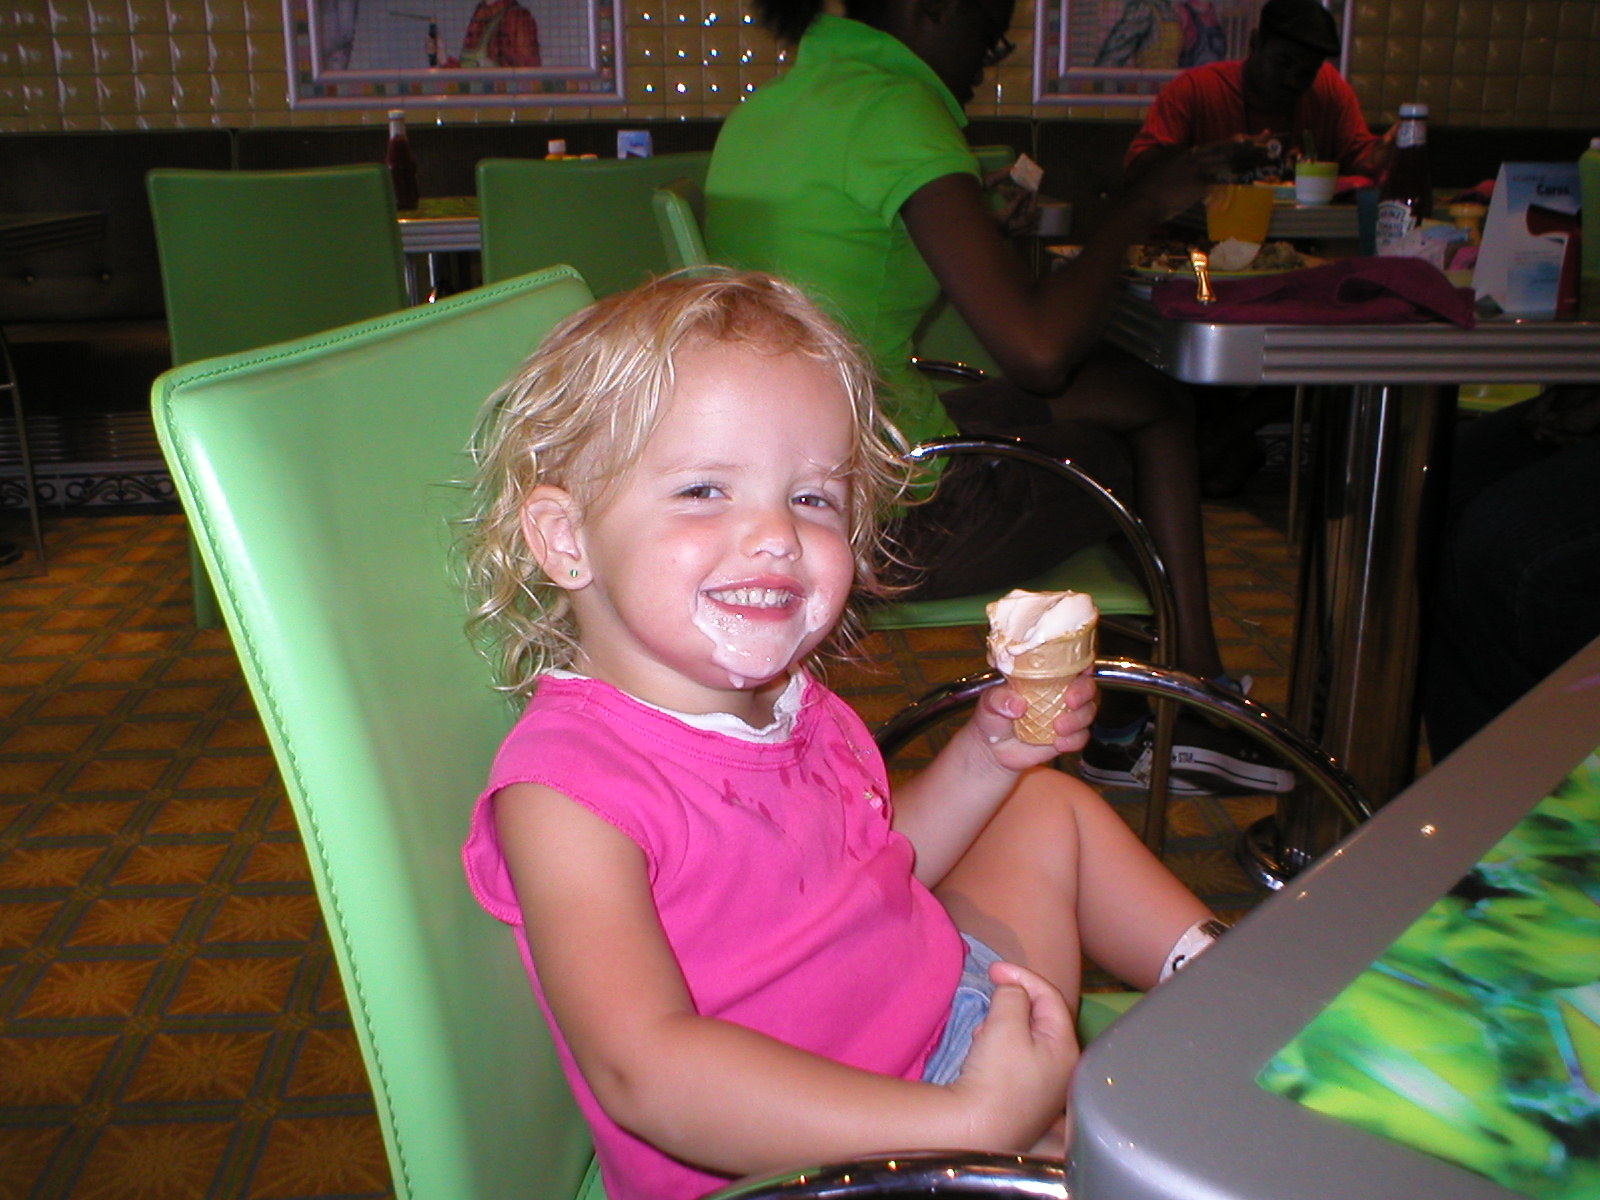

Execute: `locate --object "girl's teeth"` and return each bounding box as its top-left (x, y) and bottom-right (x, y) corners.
top-left (710, 587), bottom-right (790, 608)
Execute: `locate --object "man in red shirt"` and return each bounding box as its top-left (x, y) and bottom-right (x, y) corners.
top-left (1124, 0), bottom-right (1380, 183)
top-left (448, 0), bottom-right (542, 68)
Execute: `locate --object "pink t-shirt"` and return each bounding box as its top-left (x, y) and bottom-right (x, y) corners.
top-left (462, 673), bottom-right (964, 1200)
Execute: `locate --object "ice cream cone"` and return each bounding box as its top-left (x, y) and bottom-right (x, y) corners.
top-left (999, 624), bottom-right (1098, 744)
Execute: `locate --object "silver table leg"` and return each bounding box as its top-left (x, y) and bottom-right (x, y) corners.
top-left (1242, 380), bottom-right (1450, 888)
top-left (0, 328), bottom-right (47, 575)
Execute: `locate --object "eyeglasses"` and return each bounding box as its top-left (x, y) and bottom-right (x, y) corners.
top-left (982, 30), bottom-right (1016, 67)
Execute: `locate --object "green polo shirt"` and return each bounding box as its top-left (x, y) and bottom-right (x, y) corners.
top-left (705, 15), bottom-right (978, 448)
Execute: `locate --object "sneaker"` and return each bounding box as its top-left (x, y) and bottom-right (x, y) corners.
top-left (1079, 712), bottom-right (1295, 796)
top-left (1167, 711), bottom-right (1295, 795)
top-left (1079, 729), bottom-right (1211, 796)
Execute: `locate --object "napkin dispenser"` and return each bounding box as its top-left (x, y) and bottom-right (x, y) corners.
top-left (1473, 162), bottom-right (1582, 317)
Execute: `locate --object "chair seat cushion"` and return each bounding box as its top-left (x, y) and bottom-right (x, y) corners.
top-left (867, 541), bottom-right (1150, 631)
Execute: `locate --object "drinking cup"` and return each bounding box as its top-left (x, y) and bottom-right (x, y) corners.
top-left (1294, 161), bottom-right (1338, 205)
top-left (1205, 183), bottom-right (1275, 244)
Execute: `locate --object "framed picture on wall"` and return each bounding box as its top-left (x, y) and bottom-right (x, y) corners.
top-left (283, 0), bottom-right (624, 108)
top-left (1033, 0), bottom-right (1350, 106)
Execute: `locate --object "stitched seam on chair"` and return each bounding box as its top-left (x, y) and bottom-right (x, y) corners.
top-left (150, 263), bottom-right (592, 1200)
top-left (162, 437), bottom-right (418, 1198)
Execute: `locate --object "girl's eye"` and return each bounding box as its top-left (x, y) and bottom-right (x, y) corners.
top-left (794, 489), bottom-right (844, 511)
top-left (677, 483), bottom-right (724, 500)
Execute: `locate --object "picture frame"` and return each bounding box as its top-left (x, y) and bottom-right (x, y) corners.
top-left (1033, 0), bottom-right (1350, 107)
top-left (283, 0), bottom-right (624, 109)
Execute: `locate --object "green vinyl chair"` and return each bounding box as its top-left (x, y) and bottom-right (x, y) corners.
top-left (151, 266), bottom-right (605, 1200)
top-left (477, 152), bottom-right (712, 296)
top-left (654, 179), bottom-right (1185, 851)
top-left (148, 261), bottom-right (1165, 1200)
top-left (147, 164), bottom-right (411, 628)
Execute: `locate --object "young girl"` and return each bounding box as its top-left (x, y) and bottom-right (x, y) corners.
top-left (460, 270), bottom-right (1219, 1200)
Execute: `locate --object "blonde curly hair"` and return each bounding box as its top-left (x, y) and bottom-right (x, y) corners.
top-left (461, 268), bottom-right (913, 698)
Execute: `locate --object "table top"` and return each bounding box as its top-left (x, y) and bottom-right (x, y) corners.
top-left (0, 211), bottom-right (106, 259)
top-left (1105, 283), bottom-right (1600, 387)
top-left (396, 196), bottom-right (479, 254)
top-left (1070, 635), bottom-right (1600, 1200)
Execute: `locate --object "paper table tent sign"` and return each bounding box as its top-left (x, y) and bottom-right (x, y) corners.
top-left (1473, 162), bottom-right (1582, 317)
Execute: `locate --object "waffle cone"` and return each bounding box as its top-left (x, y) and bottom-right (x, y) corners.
top-left (996, 622), bottom-right (1097, 745)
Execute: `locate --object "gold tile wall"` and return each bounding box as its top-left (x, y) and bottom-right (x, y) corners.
top-left (1, 0), bottom-right (1597, 132)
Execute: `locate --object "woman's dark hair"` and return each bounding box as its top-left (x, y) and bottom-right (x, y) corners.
top-left (754, 0), bottom-right (891, 45)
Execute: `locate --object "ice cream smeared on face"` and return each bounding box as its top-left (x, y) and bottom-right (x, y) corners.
top-left (986, 588), bottom-right (1099, 745)
top-left (693, 582), bottom-right (839, 689)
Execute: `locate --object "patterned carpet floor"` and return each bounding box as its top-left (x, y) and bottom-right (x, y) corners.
top-left (0, 476), bottom-right (1298, 1200)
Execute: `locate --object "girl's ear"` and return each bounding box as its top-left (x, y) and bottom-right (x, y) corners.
top-left (520, 485), bottom-right (589, 589)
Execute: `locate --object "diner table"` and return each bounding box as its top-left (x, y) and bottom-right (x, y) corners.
top-left (1105, 281), bottom-right (1600, 886)
top-left (395, 197), bottom-right (480, 303)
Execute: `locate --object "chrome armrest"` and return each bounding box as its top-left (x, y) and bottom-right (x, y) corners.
top-left (909, 356), bottom-right (988, 384)
top-left (704, 1151), bottom-right (1067, 1198)
top-left (873, 659), bottom-right (1372, 832)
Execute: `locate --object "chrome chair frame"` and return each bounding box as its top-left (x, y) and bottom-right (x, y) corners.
top-left (892, 438), bottom-right (1184, 854)
top-left (876, 659), bottom-right (1373, 834)
top-left (705, 1151), bottom-right (1067, 1199)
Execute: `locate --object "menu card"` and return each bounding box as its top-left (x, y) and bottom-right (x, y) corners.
top-left (1474, 162), bottom-right (1582, 317)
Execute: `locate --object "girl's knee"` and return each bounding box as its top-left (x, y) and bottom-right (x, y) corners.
top-left (1003, 768), bottom-right (1094, 861)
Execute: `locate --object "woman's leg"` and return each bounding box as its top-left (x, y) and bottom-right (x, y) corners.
top-left (1047, 350), bottom-right (1224, 680)
top-left (934, 767), bottom-right (1212, 1004)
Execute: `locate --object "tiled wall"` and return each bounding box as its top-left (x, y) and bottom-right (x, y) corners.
top-left (2, 0), bottom-right (1598, 132)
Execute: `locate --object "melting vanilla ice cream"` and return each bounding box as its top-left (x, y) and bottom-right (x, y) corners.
top-left (985, 589), bottom-right (1097, 676)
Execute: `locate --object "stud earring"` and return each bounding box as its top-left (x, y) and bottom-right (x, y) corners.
top-left (568, 568), bottom-right (580, 578)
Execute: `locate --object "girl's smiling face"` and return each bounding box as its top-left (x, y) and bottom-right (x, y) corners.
top-left (537, 339), bottom-right (859, 724)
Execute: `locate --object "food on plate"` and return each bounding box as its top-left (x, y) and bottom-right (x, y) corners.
top-left (1127, 239), bottom-right (1314, 275)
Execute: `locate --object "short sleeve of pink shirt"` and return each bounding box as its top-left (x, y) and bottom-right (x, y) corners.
top-left (462, 673), bottom-right (964, 1200)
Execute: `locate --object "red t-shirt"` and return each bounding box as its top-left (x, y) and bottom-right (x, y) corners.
top-left (1125, 60), bottom-right (1380, 180)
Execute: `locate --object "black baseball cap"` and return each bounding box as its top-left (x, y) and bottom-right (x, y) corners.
top-left (1257, 0), bottom-right (1341, 57)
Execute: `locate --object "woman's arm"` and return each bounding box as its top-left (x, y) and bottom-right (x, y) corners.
top-left (892, 675), bottom-right (1096, 886)
top-left (495, 781), bottom-right (1075, 1177)
top-left (899, 152), bottom-right (1214, 394)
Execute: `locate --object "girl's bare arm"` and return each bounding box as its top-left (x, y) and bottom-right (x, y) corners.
top-left (899, 150), bottom-right (1219, 395)
top-left (891, 675), bottom-right (1096, 887)
top-left (494, 782), bottom-right (1074, 1178)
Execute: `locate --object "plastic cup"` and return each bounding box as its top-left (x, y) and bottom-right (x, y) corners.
top-left (1205, 183), bottom-right (1275, 243)
top-left (1294, 161), bottom-right (1338, 205)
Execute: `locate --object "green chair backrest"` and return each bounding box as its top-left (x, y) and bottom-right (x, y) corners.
top-left (478, 152), bottom-right (712, 295)
top-left (653, 177), bottom-right (710, 272)
top-left (146, 165), bottom-right (409, 366)
top-left (151, 268), bottom-right (600, 1200)
top-left (869, 541), bottom-right (1151, 631)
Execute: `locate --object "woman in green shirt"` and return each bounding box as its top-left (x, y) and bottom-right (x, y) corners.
top-left (707, 0), bottom-right (1292, 797)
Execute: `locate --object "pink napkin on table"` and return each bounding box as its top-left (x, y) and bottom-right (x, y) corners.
top-left (1151, 256), bottom-right (1477, 327)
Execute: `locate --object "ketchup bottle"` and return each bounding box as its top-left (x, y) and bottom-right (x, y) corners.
top-left (385, 109), bottom-right (420, 211)
top-left (1375, 103), bottom-right (1432, 256)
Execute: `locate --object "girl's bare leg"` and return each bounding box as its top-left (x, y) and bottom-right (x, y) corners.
top-left (934, 766), bottom-right (1212, 1002)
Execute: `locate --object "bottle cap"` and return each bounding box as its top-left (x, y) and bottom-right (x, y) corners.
top-left (1398, 102), bottom-right (1428, 118)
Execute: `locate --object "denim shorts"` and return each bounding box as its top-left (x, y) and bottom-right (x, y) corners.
top-left (921, 934), bottom-right (1001, 1086)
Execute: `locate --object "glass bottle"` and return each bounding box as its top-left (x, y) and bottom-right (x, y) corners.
top-left (1375, 103), bottom-right (1432, 257)
top-left (385, 109), bottom-right (420, 211)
